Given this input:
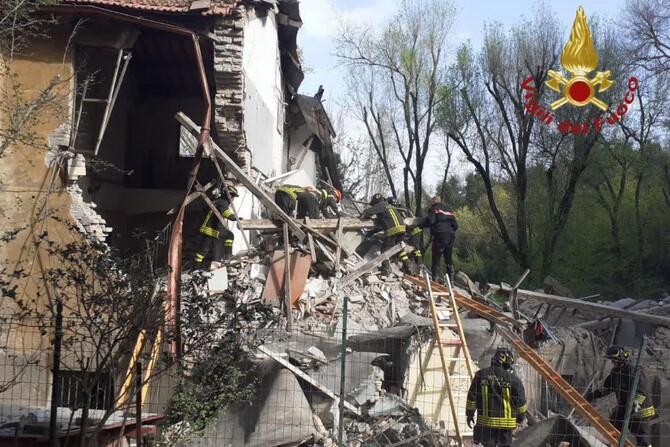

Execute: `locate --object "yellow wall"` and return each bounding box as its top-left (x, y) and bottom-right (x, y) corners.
top-left (0, 19), bottom-right (78, 407)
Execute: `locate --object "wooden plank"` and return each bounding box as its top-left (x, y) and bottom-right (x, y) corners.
top-left (337, 243), bottom-right (406, 288)
top-left (166, 178), bottom-right (215, 215)
top-left (577, 302), bottom-right (670, 330)
top-left (283, 224), bottom-right (293, 332)
top-left (176, 112), bottom-right (306, 240)
top-left (305, 217), bottom-right (317, 264)
top-left (240, 217), bottom-right (425, 230)
top-left (258, 345), bottom-right (361, 416)
top-left (513, 289), bottom-right (670, 327)
top-left (293, 136), bottom-right (313, 170)
top-left (334, 218), bottom-right (343, 271)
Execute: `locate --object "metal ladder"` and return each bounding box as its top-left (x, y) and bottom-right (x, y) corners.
top-left (406, 274), bottom-right (634, 447)
top-left (421, 271), bottom-right (475, 446)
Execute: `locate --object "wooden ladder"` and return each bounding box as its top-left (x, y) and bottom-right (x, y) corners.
top-left (423, 271), bottom-right (475, 446)
top-left (407, 274), bottom-right (634, 447)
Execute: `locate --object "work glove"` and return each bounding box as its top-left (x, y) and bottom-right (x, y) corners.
top-left (517, 414), bottom-right (527, 425)
top-left (466, 415), bottom-right (475, 429)
top-left (633, 401), bottom-right (641, 415)
top-left (237, 216), bottom-right (244, 221)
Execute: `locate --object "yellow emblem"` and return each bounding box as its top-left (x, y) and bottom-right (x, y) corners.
top-left (545, 6), bottom-right (614, 111)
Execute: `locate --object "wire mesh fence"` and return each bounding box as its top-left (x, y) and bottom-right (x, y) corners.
top-left (0, 306), bottom-right (668, 447)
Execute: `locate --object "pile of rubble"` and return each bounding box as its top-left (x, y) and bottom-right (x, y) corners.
top-left (171, 234), bottom-right (670, 447)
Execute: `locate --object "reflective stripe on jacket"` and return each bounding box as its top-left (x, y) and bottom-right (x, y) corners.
top-left (277, 185), bottom-right (306, 200)
top-left (466, 364), bottom-right (527, 429)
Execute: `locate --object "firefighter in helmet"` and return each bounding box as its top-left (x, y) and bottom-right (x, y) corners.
top-left (466, 348), bottom-right (527, 447)
top-left (274, 184), bottom-right (309, 217)
top-left (194, 183), bottom-right (240, 268)
top-left (585, 345), bottom-right (655, 447)
top-left (362, 193), bottom-right (411, 276)
top-left (297, 187), bottom-right (342, 219)
top-left (387, 196), bottom-right (423, 268)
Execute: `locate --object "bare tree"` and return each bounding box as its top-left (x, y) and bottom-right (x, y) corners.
top-left (336, 0), bottom-right (456, 214)
top-left (441, 7), bottom-right (622, 276)
top-left (0, 0), bottom-right (71, 158)
top-left (623, 0), bottom-right (670, 75)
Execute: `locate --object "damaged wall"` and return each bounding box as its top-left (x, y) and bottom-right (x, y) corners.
top-left (0, 19), bottom-right (78, 406)
top-left (241, 5), bottom-right (286, 178)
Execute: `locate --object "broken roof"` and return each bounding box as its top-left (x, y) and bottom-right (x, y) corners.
top-left (60, 0), bottom-right (240, 15)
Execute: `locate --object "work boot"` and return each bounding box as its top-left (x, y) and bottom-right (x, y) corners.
top-left (401, 259), bottom-right (414, 274)
top-left (380, 260), bottom-right (391, 277)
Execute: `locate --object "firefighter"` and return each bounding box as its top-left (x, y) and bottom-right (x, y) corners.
top-left (421, 196), bottom-right (458, 282)
top-left (194, 184), bottom-right (240, 268)
top-left (362, 193), bottom-right (411, 276)
top-left (274, 184), bottom-right (308, 217)
top-left (585, 345), bottom-right (655, 447)
top-left (297, 188), bottom-right (341, 219)
top-left (466, 348), bottom-right (527, 447)
top-left (387, 197), bottom-right (423, 266)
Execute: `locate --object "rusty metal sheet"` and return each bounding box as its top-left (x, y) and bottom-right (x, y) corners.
top-left (262, 250), bottom-right (312, 307)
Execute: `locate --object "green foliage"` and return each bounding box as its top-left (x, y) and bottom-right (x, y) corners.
top-left (164, 339), bottom-right (257, 434)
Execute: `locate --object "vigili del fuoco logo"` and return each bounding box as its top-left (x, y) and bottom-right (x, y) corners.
top-left (521, 6), bottom-right (638, 134)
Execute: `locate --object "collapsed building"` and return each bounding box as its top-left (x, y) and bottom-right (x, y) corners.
top-left (0, 1), bottom-right (668, 447)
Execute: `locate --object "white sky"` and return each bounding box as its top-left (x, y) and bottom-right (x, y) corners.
top-left (296, 0), bottom-right (626, 188)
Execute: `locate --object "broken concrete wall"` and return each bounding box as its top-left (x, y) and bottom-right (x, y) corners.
top-left (173, 366), bottom-right (316, 447)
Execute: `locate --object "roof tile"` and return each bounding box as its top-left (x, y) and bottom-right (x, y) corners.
top-left (61, 0), bottom-right (239, 15)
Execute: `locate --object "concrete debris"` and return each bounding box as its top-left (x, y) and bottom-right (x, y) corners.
top-left (207, 267), bottom-right (228, 293)
top-left (180, 236), bottom-right (670, 447)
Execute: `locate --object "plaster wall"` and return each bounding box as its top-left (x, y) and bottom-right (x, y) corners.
top-left (0, 21), bottom-right (77, 408)
top-left (241, 8), bottom-right (285, 178)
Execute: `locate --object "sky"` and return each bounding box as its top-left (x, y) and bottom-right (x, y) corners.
top-left (296, 0), bottom-right (628, 187)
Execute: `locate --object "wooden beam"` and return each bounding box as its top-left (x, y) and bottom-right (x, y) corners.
top-left (513, 289), bottom-right (670, 327)
top-left (283, 224), bottom-right (293, 332)
top-left (240, 217), bottom-right (425, 231)
top-left (166, 179), bottom-right (216, 215)
top-left (176, 112), bottom-right (306, 240)
top-left (334, 218), bottom-right (343, 271)
top-left (293, 135), bottom-right (313, 170)
top-left (258, 345), bottom-right (361, 416)
top-left (577, 303), bottom-right (670, 329)
top-left (305, 217), bottom-right (317, 264)
top-left (337, 243), bottom-right (407, 288)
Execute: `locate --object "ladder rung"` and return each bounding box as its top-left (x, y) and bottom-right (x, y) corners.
top-left (441, 340), bottom-right (463, 346)
top-left (440, 323), bottom-right (458, 328)
top-left (82, 98), bottom-right (109, 103)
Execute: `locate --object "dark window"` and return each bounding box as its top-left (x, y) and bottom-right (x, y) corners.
top-left (56, 370), bottom-right (114, 411)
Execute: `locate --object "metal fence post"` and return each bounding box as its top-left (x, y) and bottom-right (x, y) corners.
top-left (338, 296), bottom-right (348, 447)
top-left (618, 335), bottom-right (647, 447)
top-left (48, 299), bottom-right (63, 447)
